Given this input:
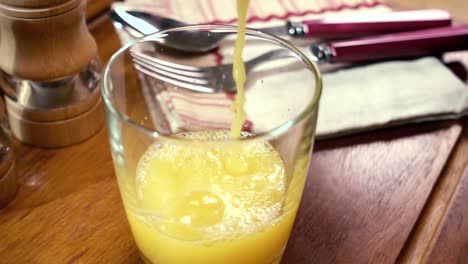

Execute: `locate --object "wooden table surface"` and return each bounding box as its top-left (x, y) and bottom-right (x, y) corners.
top-left (1, 2), bottom-right (468, 264)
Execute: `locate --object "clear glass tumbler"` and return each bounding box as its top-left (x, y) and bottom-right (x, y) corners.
top-left (102, 25), bottom-right (322, 264)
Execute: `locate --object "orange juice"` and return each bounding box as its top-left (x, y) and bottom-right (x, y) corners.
top-left (122, 130), bottom-right (302, 263)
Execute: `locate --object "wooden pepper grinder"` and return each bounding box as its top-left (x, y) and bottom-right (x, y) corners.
top-left (0, 0), bottom-right (103, 147)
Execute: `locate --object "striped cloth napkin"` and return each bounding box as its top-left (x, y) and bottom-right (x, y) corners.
top-left (113, 0), bottom-right (468, 139)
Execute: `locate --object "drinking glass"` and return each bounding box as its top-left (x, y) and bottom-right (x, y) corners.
top-left (102, 25), bottom-right (322, 264)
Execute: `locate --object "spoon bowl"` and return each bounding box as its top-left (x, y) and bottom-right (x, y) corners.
top-left (110, 6), bottom-right (227, 52)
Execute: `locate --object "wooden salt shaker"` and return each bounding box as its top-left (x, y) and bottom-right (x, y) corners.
top-left (0, 99), bottom-right (15, 208)
top-left (0, 0), bottom-right (103, 147)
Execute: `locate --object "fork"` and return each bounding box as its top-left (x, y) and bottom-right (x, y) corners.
top-left (130, 48), bottom-right (293, 93)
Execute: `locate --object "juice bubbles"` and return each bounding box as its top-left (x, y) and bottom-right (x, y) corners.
top-left (121, 130), bottom-right (303, 263)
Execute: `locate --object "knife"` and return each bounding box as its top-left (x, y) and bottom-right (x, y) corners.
top-left (309, 25), bottom-right (468, 63)
top-left (263, 9), bottom-right (452, 38)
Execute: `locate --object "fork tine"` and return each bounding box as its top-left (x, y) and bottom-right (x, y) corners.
top-left (130, 50), bottom-right (204, 73)
top-left (132, 56), bottom-right (211, 85)
top-left (132, 50), bottom-right (214, 79)
top-left (131, 53), bottom-right (209, 80)
top-left (133, 60), bottom-right (215, 93)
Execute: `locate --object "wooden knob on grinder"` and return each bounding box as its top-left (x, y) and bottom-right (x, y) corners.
top-left (0, 0), bottom-right (70, 8)
top-left (0, 0), bottom-right (97, 81)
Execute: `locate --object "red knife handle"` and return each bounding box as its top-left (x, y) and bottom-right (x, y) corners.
top-left (299, 9), bottom-right (451, 39)
top-left (324, 26), bottom-right (468, 62)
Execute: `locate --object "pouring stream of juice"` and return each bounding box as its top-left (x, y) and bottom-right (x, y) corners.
top-left (230, 0), bottom-right (249, 138)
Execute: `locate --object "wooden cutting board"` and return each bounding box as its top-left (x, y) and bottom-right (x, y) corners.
top-left (282, 121), bottom-right (462, 263)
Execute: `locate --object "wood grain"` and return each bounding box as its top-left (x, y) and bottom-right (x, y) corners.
top-left (0, 0), bottom-right (97, 81)
top-left (423, 165), bottom-right (468, 264)
top-left (0, 0), bottom-right (103, 148)
top-left (397, 120), bottom-right (468, 263)
top-left (0, 174), bottom-right (139, 263)
top-left (282, 121), bottom-right (462, 263)
top-left (388, 1), bottom-right (468, 259)
top-left (0, 13), bottom-right (465, 264)
top-left (0, 0), bottom-right (70, 8)
top-left (6, 99), bottom-right (104, 148)
top-left (0, 99), bottom-right (15, 209)
top-left (0, 151), bottom-right (16, 209)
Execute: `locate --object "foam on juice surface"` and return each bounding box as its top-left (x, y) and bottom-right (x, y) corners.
top-left (135, 130), bottom-right (286, 240)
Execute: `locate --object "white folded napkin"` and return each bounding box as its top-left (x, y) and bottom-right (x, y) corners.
top-left (317, 57), bottom-right (468, 138)
top-left (113, 0), bottom-right (468, 139)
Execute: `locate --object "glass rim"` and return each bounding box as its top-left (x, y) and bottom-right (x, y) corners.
top-left (102, 24), bottom-right (322, 143)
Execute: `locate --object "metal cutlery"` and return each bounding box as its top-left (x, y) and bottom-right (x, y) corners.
top-left (131, 25), bottom-right (468, 94)
top-left (111, 6), bottom-right (452, 53)
top-left (310, 25), bottom-right (468, 63)
top-left (130, 49), bottom-right (293, 93)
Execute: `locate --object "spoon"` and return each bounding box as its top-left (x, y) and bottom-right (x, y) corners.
top-left (110, 6), bottom-right (451, 53)
top-left (110, 6), bottom-right (227, 53)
